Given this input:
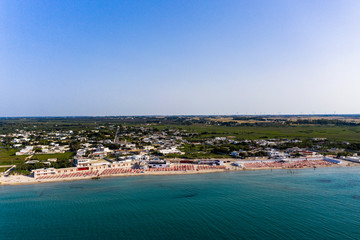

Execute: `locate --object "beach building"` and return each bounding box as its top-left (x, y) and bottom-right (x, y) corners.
top-left (323, 157), bottom-right (342, 164)
top-left (75, 158), bottom-right (110, 167)
top-left (299, 150), bottom-right (322, 158)
top-left (32, 168), bottom-right (57, 178)
top-left (267, 149), bottom-right (289, 159)
top-left (75, 158), bottom-right (91, 167)
top-left (113, 159), bottom-right (133, 167)
top-left (148, 160), bottom-right (169, 168)
top-left (198, 160), bottom-right (224, 166)
top-left (341, 156), bottom-right (360, 163)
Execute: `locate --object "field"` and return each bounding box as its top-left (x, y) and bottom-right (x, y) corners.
top-left (1, 116), bottom-right (360, 143)
top-left (152, 124), bottom-right (360, 142)
top-left (30, 152), bottom-right (75, 161)
top-left (0, 148), bottom-right (74, 166)
top-left (0, 148), bottom-right (28, 165)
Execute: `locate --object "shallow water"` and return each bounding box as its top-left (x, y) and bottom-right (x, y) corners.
top-left (1, 167), bottom-right (360, 240)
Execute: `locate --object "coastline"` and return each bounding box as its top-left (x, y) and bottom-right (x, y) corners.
top-left (0, 168), bottom-right (230, 186)
top-left (1, 163), bottom-right (357, 186)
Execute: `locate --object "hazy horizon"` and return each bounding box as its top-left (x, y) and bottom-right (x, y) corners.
top-left (2, 114), bottom-right (360, 118)
top-left (2, 0), bottom-right (360, 116)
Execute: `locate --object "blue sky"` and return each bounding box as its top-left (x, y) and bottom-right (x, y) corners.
top-left (1, 0), bottom-right (360, 116)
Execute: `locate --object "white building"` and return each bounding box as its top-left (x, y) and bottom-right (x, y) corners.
top-left (75, 158), bottom-right (91, 167)
top-left (148, 160), bottom-right (169, 168)
top-left (130, 155), bottom-right (149, 161)
top-left (214, 137), bottom-right (226, 141)
top-left (342, 156), bottom-right (360, 163)
top-left (267, 149), bottom-right (289, 159)
top-left (198, 160), bottom-right (224, 166)
top-left (76, 149), bottom-right (87, 158)
top-left (143, 146), bottom-right (155, 151)
top-left (159, 147), bottom-right (182, 155)
top-left (230, 150), bottom-right (243, 157)
top-left (32, 168), bottom-right (57, 178)
top-left (16, 146), bottom-right (34, 155)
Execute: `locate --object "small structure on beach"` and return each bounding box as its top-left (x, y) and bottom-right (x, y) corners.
top-left (148, 160), bottom-right (169, 168)
top-left (198, 160), bottom-right (224, 166)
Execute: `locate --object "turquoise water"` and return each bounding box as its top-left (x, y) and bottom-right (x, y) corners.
top-left (1, 167), bottom-right (360, 240)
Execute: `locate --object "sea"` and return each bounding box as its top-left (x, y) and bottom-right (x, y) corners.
top-left (1, 167), bottom-right (360, 240)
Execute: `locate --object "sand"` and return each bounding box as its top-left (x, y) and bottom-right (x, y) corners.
top-left (0, 168), bottom-right (229, 185)
top-left (1, 161), bottom-right (358, 186)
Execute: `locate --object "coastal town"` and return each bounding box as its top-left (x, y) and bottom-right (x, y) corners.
top-left (3, 1), bottom-right (360, 239)
top-left (1, 118), bottom-right (360, 185)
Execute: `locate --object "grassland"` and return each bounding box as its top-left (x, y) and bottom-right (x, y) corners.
top-left (31, 152), bottom-right (75, 161)
top-left (0, 148), bottom-right (75, 166)
top-left (0, 148), bottom-right (28, 165)
top-left (152, 124), bottom-right (360, 142)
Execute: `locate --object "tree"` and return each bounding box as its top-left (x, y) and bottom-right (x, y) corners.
top-left (34, 147), bottom-right (42, 153)
top-left (69, 141), bottom-right (80, 152)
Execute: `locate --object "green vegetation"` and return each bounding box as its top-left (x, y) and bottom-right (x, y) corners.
top-left (0, 147), bottom-right (27, 165)
top-left (13, 158), bottom-right (74, 175)
top-left (163, 143), bottom-right (267, 159)
top-left (0, 146), bottom-right (74, 173)
top-left (1, 116), bottom-right (360, 143)
top-left (31, 152), bottom-right (75, 161)
top-left (1, 116), bottom-right (360, 163)
top-left (151, 124), bottom-right (360, 143)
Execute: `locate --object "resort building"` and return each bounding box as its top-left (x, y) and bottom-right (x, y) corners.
top-left (75, 158), bottom-right (91, 167)
top-left (32, 168), bottom-right (57, 178)
top-left (75, 158), bottom-right (110, 167)
top-left (148, 160), bottom-right (169, 168)
top-left (198, 160), bottom-right (224, 166)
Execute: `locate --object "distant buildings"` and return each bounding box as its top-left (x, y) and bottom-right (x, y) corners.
top-left (16, 146), bottom-right (34, 155)
top-left (267, 149), bottom-right (289, 159)
top-left (159, 147), bottom-right (183, 155)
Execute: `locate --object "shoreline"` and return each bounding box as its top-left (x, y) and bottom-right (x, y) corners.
top-left (1, 163), bottom-right (357, 186)
top-left (0, 168), bottom-right (230, 186)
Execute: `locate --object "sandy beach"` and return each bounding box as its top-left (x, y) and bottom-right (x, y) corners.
top-left (1, 161), bottom-right (358, 186)
top-left (0, 168), bottom-right (229, 186)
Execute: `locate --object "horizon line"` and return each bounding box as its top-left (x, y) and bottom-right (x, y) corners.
top-left (1, 114), bottom-right (360, 118)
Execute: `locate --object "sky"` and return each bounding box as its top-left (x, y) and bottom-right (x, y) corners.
top-left (1, 0), bottom-right (360, 116)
